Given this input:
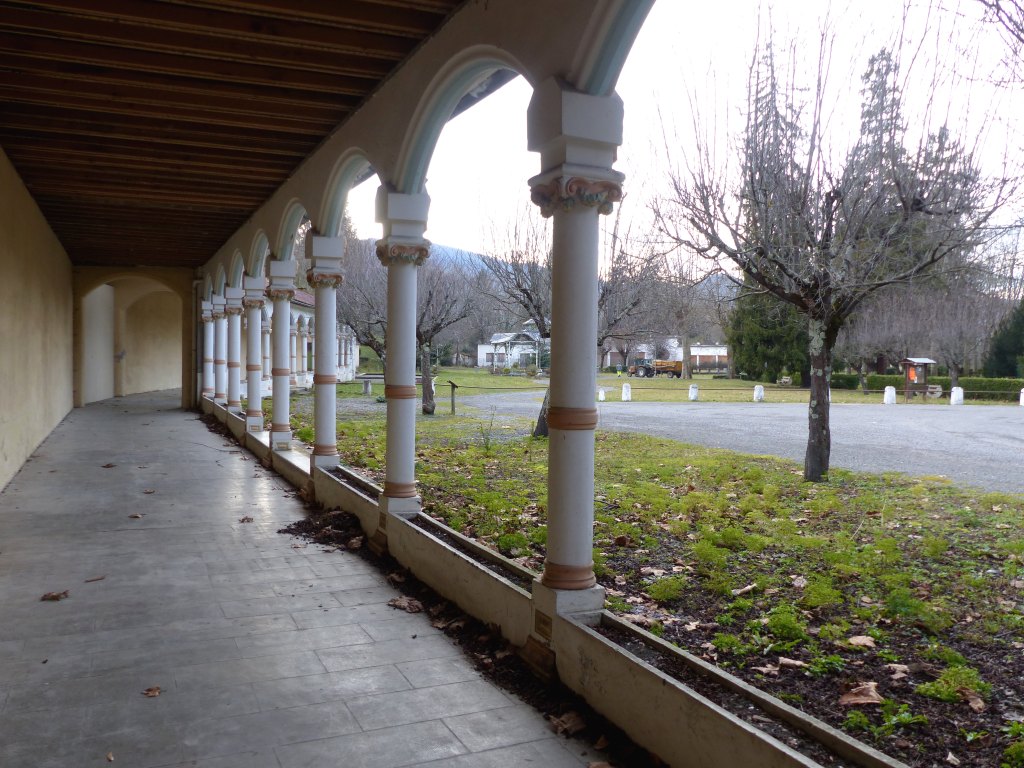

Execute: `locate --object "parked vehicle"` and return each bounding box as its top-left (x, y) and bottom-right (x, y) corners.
top-left (627, 358), bottom-right (683, 378)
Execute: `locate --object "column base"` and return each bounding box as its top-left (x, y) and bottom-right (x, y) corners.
top-left (270, 430), bottom-right (291, 451)
top-left (246, 415), bottom-right (264, 433)
top-left (311, 452), bottom-right (339, 469)
top-left (531, 578), bottom-right (605, 634)
top-left (227, 402), bottom-right (241, 414)
top-left (379, 494), bottom-right (420, 518)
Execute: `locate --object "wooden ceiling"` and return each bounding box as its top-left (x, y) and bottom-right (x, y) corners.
top-left (0, 0), bottom-right (463, 268)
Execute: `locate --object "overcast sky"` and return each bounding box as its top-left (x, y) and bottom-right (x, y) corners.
top-left (347, 1), bottom-right (1019, 255)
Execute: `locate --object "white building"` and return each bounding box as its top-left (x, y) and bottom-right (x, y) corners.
top-left (477, 330), bottom-right (544, 369)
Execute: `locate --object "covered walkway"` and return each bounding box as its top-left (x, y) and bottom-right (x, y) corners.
top-left (0, 391), bottom-right (600, 768)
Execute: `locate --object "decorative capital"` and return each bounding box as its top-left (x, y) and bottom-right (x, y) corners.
top-left (242, 296), bottom-right (265, 310)
top-left (224, 305), bottom-right (243, 317)
top-left (530, 176), bottom-right (623, 218)
top-left (265, 287), bottom-right (294, 302)
top-left (376, 239), bottom-right (430, 267)
top-left (307, 271), bottom-right (344, 289)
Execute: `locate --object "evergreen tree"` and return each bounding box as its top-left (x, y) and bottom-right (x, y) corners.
top-left (728, 285), bottom-right (809, 383)
top-left (984, 298), bottom-right (1024, 377)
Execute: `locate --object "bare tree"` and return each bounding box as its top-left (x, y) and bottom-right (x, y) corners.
top-left (655, 31), bottom-right (1014, 480)
top-left (416, 251), bottom-right (475, 414)
top-left (337, 236), bottom-right (388, 363)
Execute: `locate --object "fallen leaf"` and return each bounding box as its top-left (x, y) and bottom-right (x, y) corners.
top-left (847, 635), bottom-right (876, 649)
top-left (640, 567), bottom-right (666, 577)
top-left (141, 686), bottom-right (161, 697)
top-left (791, 575), bottom-right (808, 589)
top-left (84, 575), bottom-right (106, 583)
top-left (40, 590), bottom-right (69, 601)
top-left (885, 663), bottom-right (910, 681)
top-left (142, 489), bottom-right (155, 495)
top-left (683, 620), bottom-right (700, 632)
top-left (106, 751), bottom-right (115, 762)
top-left (128, 513), bottom-right (144, 519)
top-left (101, 463), bottom-right (116, 468)
top-left (388, 596), bottom-right (423, 613)
top-left (550, 710), bottom-right (586, 735)
top-left (238, 516), bottom-right (254, 523)
top-left (387, 571), bottom-right (407, 585)
top-left (731, 583), bottom-right (757, 596)
top-left (779, 657), bottom-right (808, 669)
top-left (624, 614), bottom-right (658, 628)
top-left (347, 536), bottom-right (364, 550)
top-left (946, 751), bottom-right (961, 765)
top-left (959, 688), bottom-right (985, 712)
top-left (839, 681), bottom-right (884, 706)
top-left (752, 664), bottom-right (779, 675)
top-left (613, 535), bottom-right (633, 547)
top-left (593, 735), bottom-right (610, 751)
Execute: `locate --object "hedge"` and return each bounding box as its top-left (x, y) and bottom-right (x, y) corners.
top-left (863, 374), bottom-right (1024, 401)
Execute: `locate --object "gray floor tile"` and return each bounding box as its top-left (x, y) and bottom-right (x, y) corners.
top-left (396, 656), bottom-right (482, 688)
top-left (347, 680), bottom-right (513, 731)
top-left (174, 650), bottom-right (328, 691)
top-left (164, 749), bottom-right (283, 768)
top-left (235, 623), bottom-right (373, 657)
top-left (443, 704), bottom-right (557, 752)
top-left (317, 636), bottom-right (459, 673)
top-left (275, 719), bottom-right (467, 768)
top-left (409, 738), bottom-right (589, 767)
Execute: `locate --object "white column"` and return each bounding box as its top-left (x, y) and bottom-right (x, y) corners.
top-left (289, 318), bottom-right (298, 386)
top-left (261, 320), bottom-right (271, 382)
top-left (376, 188), bottom-right (430, 518)
top-left (212, 294), bottom-right (227, 404)
top-left (267, 260), bottom-right (295, 450)
top-left (336, 332), bottom-right (343, 377)
top-left (307, 235), bottom-right (344, 468)
top-left (200, 300), bottom-right (214, 397)
top-left (243, 275), bottom-right (266, 432)
top-left (528, 77), bottom-right (624, 593)
top-left (225, 286), bottom-right (244, 413)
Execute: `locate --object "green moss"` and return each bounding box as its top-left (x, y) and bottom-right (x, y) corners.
top-left (647, 575), bottom-right (687, 603)
top-left (765, 604), bottom-right (807, 642)
top-left (916, 666), bottom-right (991, 702)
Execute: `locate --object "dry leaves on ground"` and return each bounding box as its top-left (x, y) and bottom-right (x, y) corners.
top-left (960, 688), bottom-right (986, 712)
top-left (40, 590), bottom-right (69, 601)
top-left (839, 681), bottom-right (884, 706)
top-left (101, 463), bottom-right (116, 468)
top-left (388, 596), bottom-right (423, 613)
top-left (84, 575), bottom-right (106, 583)
top-left (847, 635), bottom-right (877, 649)
top-left (142, 489), bottom-right (155, 495)
top-left (128, 513), bottom-right (144, 519)
top-left (238, 516), bottom-right (254, 523)
top-left (106, 751), bottom-right (114, 762)
top-left (141, 686), bottom-right (161, 697)
top-left (550, 710), bottom-right (587, 736)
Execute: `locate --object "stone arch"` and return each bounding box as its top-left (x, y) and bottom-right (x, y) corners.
top-left (319, 149), bottom-right (374, 238)
top-left (249, 231), bottom-right (271, 277)
top-left (393, 45), bottom-right (527, 194)
top-left (202, 274), bottom-right (213, 302)
top-left (571, 2), bottom-right (654, 96)
top-left (212, 264), bottom-right (227, 296)
top-left (274, 200), bottom-right (309, 262)
top-left (227, 251), bottom-right (246, 288)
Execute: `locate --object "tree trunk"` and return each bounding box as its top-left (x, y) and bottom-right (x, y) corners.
top-left (680, 334), bottom-right (693, 379)
top-left (949, 362), bottom-right (961, 390)
top-left (420, 346), bottom-right (435, 415)
top-left (804, 318), bottom-right (835, 482)
top-left (533, 388), bottom-right (550, 438)
top-left (859, 359), bottom-right (869, 394)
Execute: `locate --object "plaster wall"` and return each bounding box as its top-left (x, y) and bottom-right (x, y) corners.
top-left (81, 284), bottom-right (115, 403)
top-left (0, 147), bottom-right (73, 490)
top-left (123, 291), bottom-right (181, 395)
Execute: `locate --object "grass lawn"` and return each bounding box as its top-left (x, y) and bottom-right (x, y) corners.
top-left (287, 390), bottom-right (1024, 766)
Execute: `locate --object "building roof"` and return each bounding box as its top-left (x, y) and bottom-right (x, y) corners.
top-left (902, 357), bottom-right (937, 365)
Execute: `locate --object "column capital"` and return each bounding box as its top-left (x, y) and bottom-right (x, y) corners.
top-left (308, 271), bottom-right (343, 289)
top-left (200, 299), bottom-right (213, 322)
top-left (243, 274), bottom-right (266, 308)
top-left (211, 294), bottom-right (226, 320)
top-left (266, 259), bottom-right (296, 301)
top-left (529, 172), bottom-right (623, 218)
top-left (375, 237), bottom-right (430, 267)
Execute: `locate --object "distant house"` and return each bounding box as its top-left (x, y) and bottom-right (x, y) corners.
top-left (605, 339), bottom-right (728, 372)
top-left (477, 330), bottom-right (544, 369)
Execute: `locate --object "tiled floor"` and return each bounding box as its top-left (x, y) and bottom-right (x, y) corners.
top-left (0, 392), bottom-right (603, 767)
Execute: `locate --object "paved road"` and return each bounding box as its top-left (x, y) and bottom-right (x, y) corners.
top-left (462, 391), bottom-right (1024, 494)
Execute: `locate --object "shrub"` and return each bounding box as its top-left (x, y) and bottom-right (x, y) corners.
top-left (831, 373), bottom-right (860, 390)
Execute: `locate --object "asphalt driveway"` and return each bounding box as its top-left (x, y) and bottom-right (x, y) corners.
top-left (462, 391), bottom-right (1024, 494)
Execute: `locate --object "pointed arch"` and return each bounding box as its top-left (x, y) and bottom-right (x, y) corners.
top-left (274, 200), bottom-right (309, 262)
top-left (394, 45), bottom-right (527, 194)
top-left (212, 265), bottom-right (227, 296)
top-left (248, 231), bottom-right (271, 277)
top-left (227, 251), bottom-right (245, 288)
top-left (320, 150), bottom-right (374, 238)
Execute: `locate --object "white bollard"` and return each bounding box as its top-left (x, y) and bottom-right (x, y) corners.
top-left (950, 386), bottom-right (964, 406)
top-left (753, 385), bottom-right (765, 402)
top-left (621, 382), bottom-right (632, 402)
top-left (883, 386), bottom-right (896, 405)
top-left (1020, 388), bottom-right (1023, 406)
top-left (598, 388), bottom-right (606, 402)
top-left (362, 379), bottom-right (372, 396)
top-left (688, 384), bottom-right (699, 401)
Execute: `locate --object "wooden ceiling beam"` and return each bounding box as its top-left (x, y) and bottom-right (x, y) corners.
top-left (0, 32), bottom-right (376, 94)
top-left (8, 147), bottom-right (294, 180)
